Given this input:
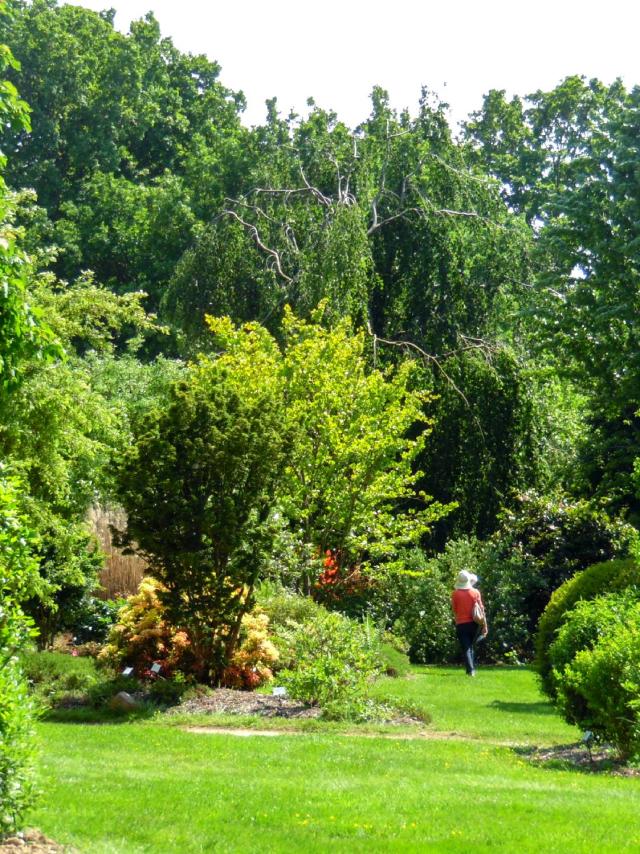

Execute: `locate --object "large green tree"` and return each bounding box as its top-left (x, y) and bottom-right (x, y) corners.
top-left (465, 77), bottom-right (640, 511)
top-left (163, 91), bottom-right (535, 538)
top-left (1, 1), bottom-right (246, 308)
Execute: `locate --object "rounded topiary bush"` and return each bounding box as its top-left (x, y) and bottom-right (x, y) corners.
top-left (557, 615), bottom-right (640, 760)
top-left (547, 591), bottom-right (640, 701)
top-left (535, 557), bottom-right (638, 696)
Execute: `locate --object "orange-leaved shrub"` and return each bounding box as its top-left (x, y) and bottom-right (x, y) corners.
top-left (99, 577), bottom-right (192, 678)
top-left (100, 578), bottom-right (279, 688)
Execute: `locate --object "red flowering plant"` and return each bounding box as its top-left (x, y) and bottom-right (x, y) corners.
top-left (314, 549), bottom-right (376, 618)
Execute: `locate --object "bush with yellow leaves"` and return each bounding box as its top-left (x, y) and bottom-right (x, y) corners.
top-left (221, 610), bottom-right (279, 690)
top-left (99, 577), bottom-right (192, 678)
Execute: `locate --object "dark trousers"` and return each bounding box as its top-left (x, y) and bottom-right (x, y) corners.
top-left (456, 621), bottom-right (479, 674)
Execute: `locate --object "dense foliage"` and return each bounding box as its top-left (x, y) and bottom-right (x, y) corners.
top-left (465, 77), bottom-right (640, 514)
top-left (383, 543), bottom-right (472, 664)
top-left (549, 594), bottom-right (640, 759)
top-left (2, 0), bottom-right (640, 775)
top-left (115, 312), bottom-right (449, 682)
top-left (547, 591), bottom-right (640, 700)
top-left (477, 494), bottom-right (635, 658)
top-left (0, 472), bottom-right (38, 832)
top-left (277, 610), bottom-right (382, 721)
top-left (535, 557), bottom-right (639, 696)
top-left (114, 335), bottom-right (287, 683)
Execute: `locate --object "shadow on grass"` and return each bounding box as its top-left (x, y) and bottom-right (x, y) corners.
top-left (489, 700), bottom-right (556, 715)
top-left (42, 704), bottom-right (159, 725)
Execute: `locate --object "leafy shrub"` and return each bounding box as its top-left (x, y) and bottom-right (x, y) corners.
top-left (21, 648), bottom-right (190, 712)
top-left (0, 474), bottom-right (40, 832)
top-left (382, 538), bottom-right (541, 665)
top-left (0, 664), bottom-right (37, 832)
top-left (85, 674), bottom-right (142, 709)
top-left (99, 577), bottom-right (193, 678)
top-left (475, 550), bottom-right (534, 662)
top-left (20, 649), bottom-right (98, 707)
top-left (22, 518), bottom-right (105, 650)
top-left (221, 610), bottom-right (279, 690)
top-left (557, 619), bottom-right (640, 760)
top-left (547, 592), bottom-right (640, 700)
top-left (278, 611), bottom-right (381, 720)
top-left (257, 582), bottom-right (393, 680)
top-left (477, 494), bottom-right (635, 660)
top-left (535, 558), bottom-right (638, 696)
top-left (255, 582), bottom-right (328, 634)
top-left (147, 672), bottom-right (189, 706)
top-left (382, 497), bottom-right (634, 667)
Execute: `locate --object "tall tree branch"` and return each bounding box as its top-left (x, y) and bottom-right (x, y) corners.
top-left (222, 209), bottom-right (293, 284)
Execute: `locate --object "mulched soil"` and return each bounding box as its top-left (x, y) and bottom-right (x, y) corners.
top-left (170, 687), bottom-right (424, 725)
top-left (0, 830), bottom-right (71, 852)
top-left (524, 743), bottom-right (640, 776)
top-left (171, 688), bottom-right (323, 719)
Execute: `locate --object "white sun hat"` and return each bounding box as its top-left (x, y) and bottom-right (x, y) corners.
top-left (454, 570), bottom-right (478, 590)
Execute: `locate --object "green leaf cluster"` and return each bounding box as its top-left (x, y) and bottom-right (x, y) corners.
top-left (0, 470), bottom-right (38, 832)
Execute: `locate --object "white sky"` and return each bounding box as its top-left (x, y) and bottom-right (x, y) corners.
top-left (64, 0), bottom-right (640, 130)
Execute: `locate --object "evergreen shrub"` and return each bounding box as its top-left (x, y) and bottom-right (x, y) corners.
top-left (547, 592), bottom-right (640, 702)
top-left (535, 558), bottom-right (638, 696)
top-left (557, 615), bottom-right (640, 759)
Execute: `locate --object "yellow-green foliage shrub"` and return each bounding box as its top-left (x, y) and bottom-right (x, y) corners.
top-left (99, 577), bottom-right (192, 677)
top-left (221, 610), bottom-right (279, 690)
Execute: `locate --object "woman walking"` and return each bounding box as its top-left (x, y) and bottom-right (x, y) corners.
top-left (451, 570), bottom-right (487, 676)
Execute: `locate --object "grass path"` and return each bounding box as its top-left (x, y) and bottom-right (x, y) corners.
top-left (30, 667), bottom-right (640, 853)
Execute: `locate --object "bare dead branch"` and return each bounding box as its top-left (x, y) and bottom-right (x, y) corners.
top-left (228, 197), bottom-right (280, 226)
top-left (222, 209), bottom-right (293, 284)
top-left (299, 166), bottom-right (332, 206)
top-left (367, 208), bottom-right (421, 235)
top-left (431, 207), bottom-right (481, 219)
top-left (369, 332), bottom-right (487, 441)
top-left (426, 150), bottom-right (496, 186)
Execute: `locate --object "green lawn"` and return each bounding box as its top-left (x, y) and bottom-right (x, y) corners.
top-left (30, 667), bottom-right (640, 853)
top-left (371, 665), bottom-right (579, 744)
